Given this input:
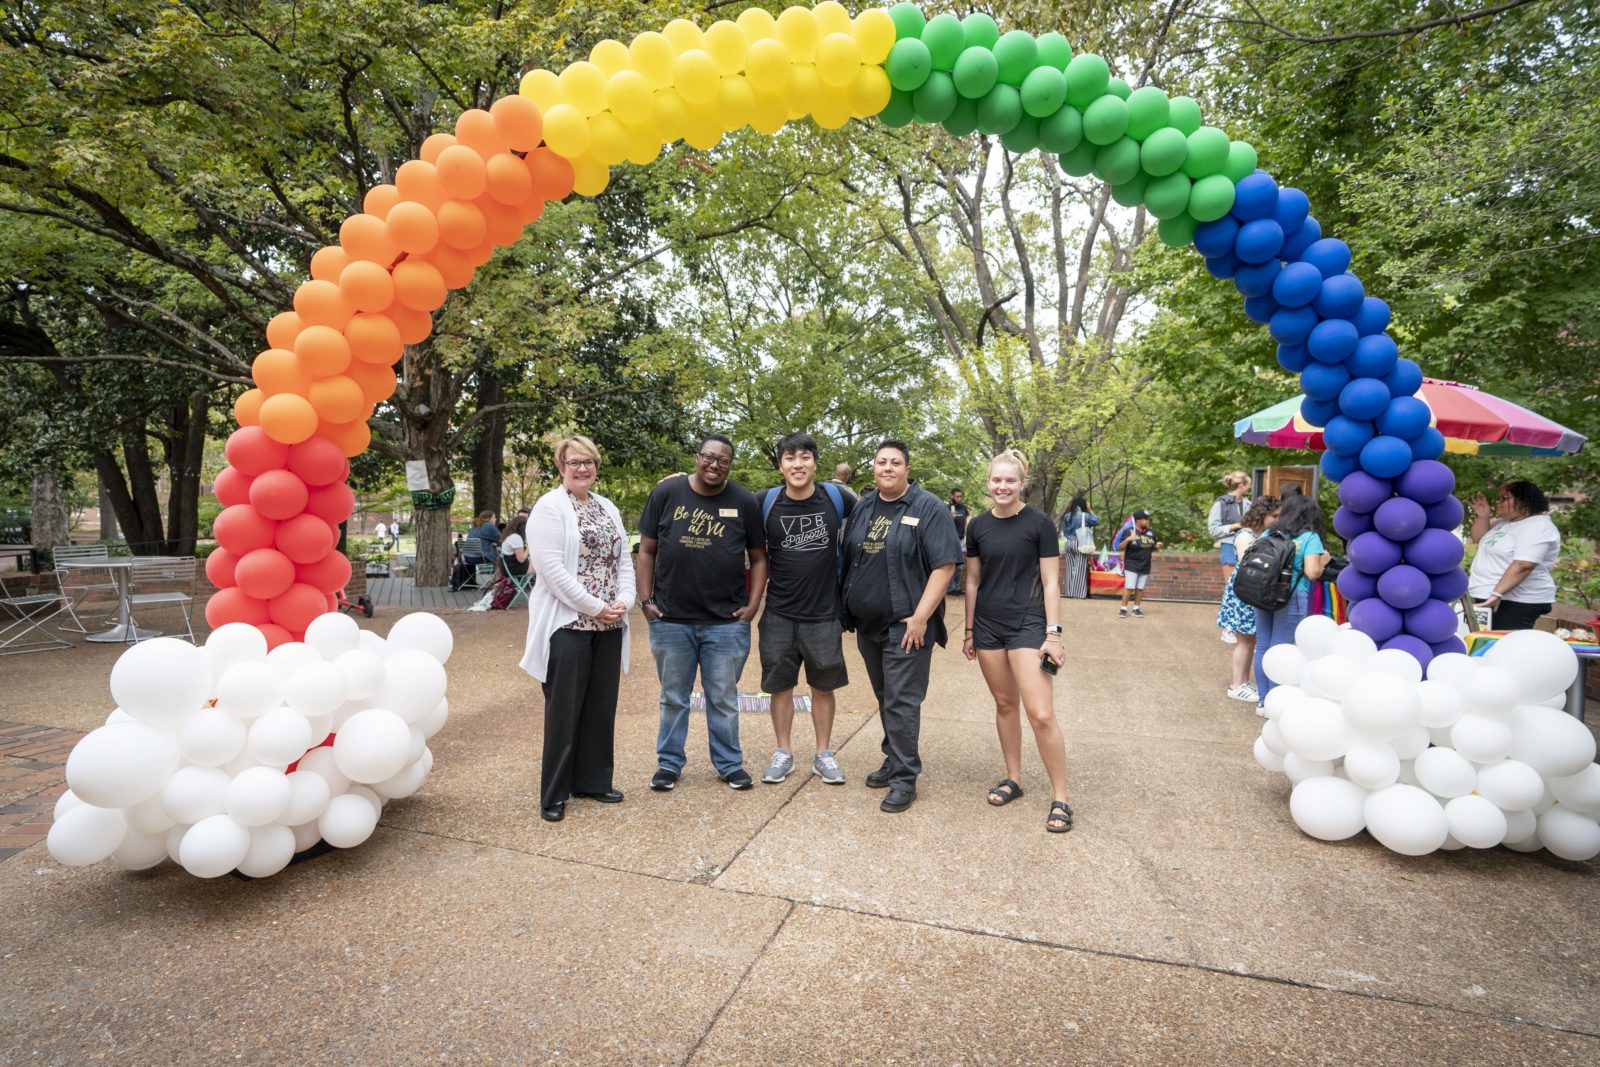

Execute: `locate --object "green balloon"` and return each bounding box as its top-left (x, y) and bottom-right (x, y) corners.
top-left (1158, 212), bottom-right (1200, 248)
top-left (1037, 105), bottom-right (1083, 153)
top-left (961, 13), bottom-right (1000, 50)
top-left (1035, 32), bottom-right (1073, 70)
top-left (1019, 67), bottom-right (1067, 118)
top-left (879, 89), bottom-right (917, 128)
top-left (943, 96), bottom-right (980, 137)
top-left (1000, 114), bottom-right (1041, 153)
top-left (913, 71), bottom-right (959, 123)
top-left (1145, 172), bottom-right (1193, 219)
top-left (994, 30), bottom-right (1038, 86)
top-left (885, 38), bottom-right (933, 92)
top-left (921, 13), bottom-right (966, 69)
top-left (1082, 94), bottom-right (1129, 146)
top-left (1187, 173), bottom-right (1237, 221)
top-left (1125, 86), bottom-right (1170, 140)
top-left (1223, 140), bottom-right (1259, 182)
top-left (888, 3), bottom-right (926, 41)
top-left (1059, 139), bottom-right (1098, 177)
top-left (952, 45), bottom-right (999, 98)
top-left (1168, 96), bottom-right (1203, 136)
top-left (1181, 126), bottom-right (1230, 178)
top-left (1139, 127), bottom-right (1188, 177)
top-left (1063, 54), bottom-right (1110, 109)
top-left (976, 84), bottom-right (1023, 136)
top-left (1111, 172), bottom-right (1149, 208)
top-left (1092, 137), bottom-right (1142, 184)
top-left (1106, 77), bottom-right (1131, 100)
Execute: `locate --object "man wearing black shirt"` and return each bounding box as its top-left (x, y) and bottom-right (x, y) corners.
top-left (947, 488), bottom-right (970, 593)
top-left (1112, 509), bottom-right (1163, 619)
top-left (637, 435), bottom-right (769, 791)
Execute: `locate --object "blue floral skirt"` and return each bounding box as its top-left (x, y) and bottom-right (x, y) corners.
top-left (1217, 570), bottom-right (1256, 635)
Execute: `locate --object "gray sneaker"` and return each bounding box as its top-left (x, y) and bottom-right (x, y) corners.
top-left (762, 748), bottom-right (795, 784)
top-left (813, 750), bottom-right (845, 784)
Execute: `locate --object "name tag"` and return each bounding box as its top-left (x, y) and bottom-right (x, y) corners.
top-left (901, 515), bottom-right (920, 527)
top-left (719, 508), bottom-right (739, 518)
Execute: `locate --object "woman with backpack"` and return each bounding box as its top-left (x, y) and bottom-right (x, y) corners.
top-left (1207, 472), bottom-right (1252, 644)
top-left (1058, 492), bottom-right (1099, 599)
top-left (1246, 493), bottom-right (1330, 701)
top-left (1216, 496), bottom-right (1279, 704)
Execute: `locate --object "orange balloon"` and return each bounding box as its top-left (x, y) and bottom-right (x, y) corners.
top-left (392, 259), bottom-right (447, 311)
top-left (420, 132), bottom-right (457, 163)
top-left (294, 324), bottom-right (353, 377)
top-left (339, 213), bottom-right (399, 266)
top-left (309, 245), bottom-right (350, 282)
top-left (386, 302), bottom-right (433, 344)
top-left (525, 148), bottom-right (575, 200)
top-left (394, 160), bottom-right (446, 211)
top-left (515, 196), bottom-right (546, 226)
top-left (491, 94), bottom-right (543, 151)
top-left (252, 348), bottom-right (311, 395)
top-left (265, 311), bottom-right (304, 350)
top-left (293, 280), bottom-right (353, 329)
top-left (259, 393), bottom-right (319, 445)
top-left (347, 360), bottom-right (398, 404)
top-left (427, 243), bottom-right (476, 289)
top-left (465, 239), bottom-right (495, 268)
top-left (455, 108), bottom-right (509, 157)
top-left (235, 388), bottom-right (266, 427)
top-left (479, 196), bottom-right (524, 246)
top-left (386, 200), bottom-right (439, 254)
top-left (363, 184), bottom-right (401, 219)
top-left (437, 200), bottom-right (487, 249)
top-left (308, 374), bottom-right (366, 423)
top-left (345, 312), bottom-right (403, 365)
top-left (338, 259), bottom-right (395, 313)
top-left (435, 145), bottom-right (488, 200)
top-left (485, 152), bottom-right (534, 206)
top-left (320, 417), bottom-right (373, 458)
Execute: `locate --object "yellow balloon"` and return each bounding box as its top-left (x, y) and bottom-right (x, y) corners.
top-left (786, 63), bottom-right (822, 117)
top-left (542, 103), bottom-right (591, 158)
top-left (736, 7), bottom-right (778, 41)
top-left (519, 68), bottom-right (563, 111)
top-left (704, 20), bottom-right (748, 76)
top-left (588, 112), bottom-right (631, 166)
top-left (775, 7), bottom-right (820, 62)
top-left (814, 32), bottom-right (860, 87)
top-left (654, 89), bottom-right (692, 143)
top-left (571, 155), bottom-right (610, 197)
top-left (559, 61), bottom-right (607, 117)
top-left (684, 118), bottom-right (722, 151)
top-left (750, 90), bottom-right (789, 135)
top-left (624, 122), bottom-right (662, 165)
top-left (745, 38), bottom-right (793, 94)
top-left (848, 64), bottom-right (892, 117)
top-left (813, 93), bottom-right (852, 131)
top-left (630, 31), bottom-right (676, 88)
top-left (663, 18), bottom-right (704, 55)
top-left (813, 2), bottom-right (852, 37)
top-left (718, 75), bottom-right (756, 130)
top-left (606, 69), bottom-right (654, 125)
top-left (852, 9), bottom-right (897, 65)
top-left (589, 39), bottom-right (631, 76)
top-left (673, 49), bottom-right (721, 104)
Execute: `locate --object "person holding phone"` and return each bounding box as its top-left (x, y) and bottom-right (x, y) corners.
top-left (961, 450), bottom-right (1073, 834)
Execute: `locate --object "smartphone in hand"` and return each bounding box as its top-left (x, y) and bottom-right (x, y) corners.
top-left (1040, 652), bottom-right (1059, 676)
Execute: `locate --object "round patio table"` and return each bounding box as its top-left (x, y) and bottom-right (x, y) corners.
top-left (56, 555), bottom-right (174, 643)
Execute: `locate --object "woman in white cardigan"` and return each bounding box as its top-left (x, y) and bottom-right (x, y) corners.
top-left (520, 434), bottom-right (634, 823)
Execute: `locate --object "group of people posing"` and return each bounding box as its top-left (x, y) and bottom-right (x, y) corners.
top-left (518, 433), bottom-right (1074, 834)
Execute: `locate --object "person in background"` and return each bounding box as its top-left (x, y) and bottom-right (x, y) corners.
top-left (1207, 471), bottom-right (1252, 644)
top-left (830, 462), bottom-right (859, 508)
top-left (1058, 492), bottom-right (1099, 600)
top-left (1252, 493), bottom-right (1330, 700)
top-left (962, 450), bottom-right (1072, 833)
top-left (946, 488), bottom-right (971, 594)
top-left (373, 519), bottom-right (389, 550)
top-left (521, 435), bottom-right (632, 823)
top-left (1113, 510), bottom-right (1162, 618)
top-left (1468, 480), bottom-right (1562, 630)
top-left (469, 510), bottom-right (501, 568)
top-left (501, 514), bottom-right (530, 578)
top-left (1217, 496), bottom-right (1279, 704)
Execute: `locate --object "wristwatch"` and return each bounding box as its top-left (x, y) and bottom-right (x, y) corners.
top-left (1045, 625), bottom-right (1062, 636)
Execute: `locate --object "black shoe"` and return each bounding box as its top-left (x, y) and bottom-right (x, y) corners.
top-left (650, 768), bottom-right (679, 792)
top-left (540, 801), bottom-right (566, 822)
top-left (721, 769), bottom-right (754, 790)
top-left (574, 789), bottom-right (624, 803)
top-left (865, 763), bottom-right (893, 789)
top-left (880, 787), bottom-right (916, 813)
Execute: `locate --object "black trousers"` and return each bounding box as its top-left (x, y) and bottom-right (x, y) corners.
top-left (1491, 599), bottom-right (1551, 631)
top-left (856, 625), bottom-right (934, 791)
top-left (541, 627), bottom-right (622, 809)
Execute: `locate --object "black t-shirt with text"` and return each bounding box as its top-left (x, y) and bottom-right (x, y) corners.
top-left (966, 506), bottom-right (1059, 624)
top-left (1119, 525), bottom-right (1158, 573)
top-left (638, 478), bottom-right (765, 623)
top-left (844, 493), bottom-right (905, 633)
top-left (764, 487), bottom-right (851, 622)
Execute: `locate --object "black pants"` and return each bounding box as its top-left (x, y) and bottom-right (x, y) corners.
top-left (1490, 599), bottom-right (1551, 631)
top-left (856, 625), bottom-right (934, 791)
top-left (541, 627), bottom-right (622, 809)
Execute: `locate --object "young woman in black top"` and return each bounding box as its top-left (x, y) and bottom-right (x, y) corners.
top-left (961, 450), bottom-right (1073, 833)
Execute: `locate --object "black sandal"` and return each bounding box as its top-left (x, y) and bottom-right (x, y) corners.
top-left (1047, 800), bottom-right (1074, 833)
top-left (988, 779), bottom-right (1024, 806)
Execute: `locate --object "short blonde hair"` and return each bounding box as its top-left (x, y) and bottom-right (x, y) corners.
top-left (1223, 470), bottom-right (1249, 490)
top-left (555, 434), bottom-right (602, 469)
top-left (988, 448), bottom-right (1029, 485)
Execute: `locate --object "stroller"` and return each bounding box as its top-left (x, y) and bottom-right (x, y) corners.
top-left (335, 586), bottom-right (374, 618)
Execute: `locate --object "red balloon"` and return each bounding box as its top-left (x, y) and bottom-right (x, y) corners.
top-left (247, 469), bottom-right (311, 521)
top-left (258, 622), bottom-right (294, 650)
top-left (213, 504), bottom-right (279, 555)
top-left (213, 467), bottom-right (253, 508)
top-left (224, 426), bottom-right (291, 477)
top-left (235, 547), bottom-right (297, 600)
top-left (286, 436), bottom-right (347, 486)
top-left (268, 582), bottom-right (329, 634)
top-left (296, 550), bottom-right (353, 594)
top-left (204, 548), bottom-right (239, 590)
top-left (305, 482), bottom-right (355, 526)
top-left (275, 513), bottom-right (337, 564)
top-left (204, 586), bottom-right (271, 629)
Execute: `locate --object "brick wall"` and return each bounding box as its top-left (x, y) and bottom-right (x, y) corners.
top-left (1141, 553), bottom-right (1229, 604)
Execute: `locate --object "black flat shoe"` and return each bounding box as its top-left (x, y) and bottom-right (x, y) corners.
top-left (575, 790), bottom-right (624, 803)
top-left (880, 787), bottom-right (916, 813)
top-left (865, 763), bottom-right (893, 789)
top-left (540, 802), bottom-right (566, 822)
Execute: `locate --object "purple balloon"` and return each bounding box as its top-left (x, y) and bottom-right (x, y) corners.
top-left (1373, 497), bottom-right (1426, 541)
top-left (1333, 504), bottom-right (1374, 541)
top-left (1404, 598), bottom-right (1459, 643)
top-left (1350, 598), bottom-right (1403, 642)
top-left (1429, 567), bottom-right (1469, 602)
top-left (1338, 471), bottom-right (1392, 512)
top-left (1382, 634), bottom-right (1435, 672)
top-left (1349, 531), bottom-right (1403, 575)
top-left (1338, 566), bottom-right (1378, 602)
top-left (1424, 495), bottom-right (1464, 530)
top-left (1403, 528), bottom-right (1465, 574)
top-left (1376, 564), bottom-right (1431, 610)
top-left (1395, 460), bottom-right (1455, 504)
top-left (1430, 635), bottom-right (1467, 658)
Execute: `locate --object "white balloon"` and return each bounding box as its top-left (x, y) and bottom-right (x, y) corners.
top-left (1261, 684), bottom-right (1301, 721)
top-left (1548, 764), bottom-right (1600, 814)
top-left (125, 793), bottom-right (177, 835)
top-left (1534, 787), bottom-right (1557, 815)
top-left (1502, 807), bottom-right (1538, 845)
top-left (65, 722), bottom-right (181, 810)
top-left (224, 750), bottom-right (266, 776)
top-left (386, 611), bottom-right (454, 663)
top-left (1426, 652), bottom-right (1480, 692)
top-left (1474, 759), bottom-right (1545, 812)
top-left (1482, 629), bottom-right (1579, 701)
top-left (1364, 648), bottom-right (1424, 684)
top-left (1327, 628), bottom-right (1378, 664)
top-left (1465, 665), bottom-right (1520, 716)
top-left (1283, 752), bottom-right (1335, 784)
top-left (1389, 725), bottom-right (1431, 760)
top-left (1509, 704), bottom-right (1598, 778)
top-left (1413, 746), bottom-right (1477, 799)
top-left (1445, 794), bottom-right (1507, 848)
top-left (333, 708), bottom-right (412, 784)
top-left (295, 747), bottom-right (351, 795)
top-left (303, 713), bottom-right (332, 745)
top-left (215, 661), bottom-right (282, 719)
top-left (378, 651), bottom-right (449, 723)
top-left (319, 793), bottom-right (379, 848)
top-left (1536, 807), bottom-right (1600, 862)
top-left (1451, 713), bottom-right (1514, 764)
top-left (1343, 739), bottom-right (1400, 790)
top-left (335, 649), bottom-right (386, 700)
top-left (1439, 832), bottom-right (1465, 851)
top-left (1261, 644), bottom-right (1307, 687)
top-left (1363, 784), bottom-right (1449, 856)
top-left (1397, 758), bottom-right (1420, 786)
top-left (290, 820), bottom-right (322, 852)
top-left (112, 828), bottom-right (169, 870)
top-left (303, 612), bottom-right (362, 659)
top-left (1504, 833), bottom-right (1544, 853)
top-left (282, 769), bottom-right (332, 825)
top-left (105, 707), bottom-right (135, 726)
top-left (165, 823), bottom-right (189, 863)
top-left (161, 766), bottom-right (231, 825)
top-left (1341, 673), bottom-right (1420, 739)
top-left (1294, 615), bottom-right (1340, 658)
top-left (1306, 655), bottom-right (1362, 701)
top-left (46, 804), bottom-right (127, 866)
top-left (329, 699), bottom-right (367, 730)
top-left (1290, 775), bottom-right (1368, 841)
top-left (417, 697), bottom-right (449, 739)
top-left (177, 707), bottom-right (247, 767)
top-left (1415, 679), bottom-right (1466, 729)
top-left (1278, 696), bottom-right (1355, 762)
top-left (179, 814), bottom-right (251, 878)
top-left (284, 660), bottom-right (348, 718)
top-left (109, 637), bottom-right (209, 729)
top-left (54, 789), bottom-right (82, 820)
top-left (247, 708), bottom-right (315, 769)
top-left (358, 630), bottom-right (389, 656)
top-left (373, 753), bottom-right (431, 800)
top-left (203, 623), bottom-right (268, 688)
top-left (237, 823), bottom-right (297, 878)
top-left (349, 784), bottom-right (383, 816)
top-left (224, 766), bottom-right (292, 827)
top-left (266, 641), bottom-right (322, 681)
top-left (1261, 719), bottom-right (1290, 756)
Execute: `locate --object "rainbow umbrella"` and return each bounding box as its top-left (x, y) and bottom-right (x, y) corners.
top-left (1234, 378), bottom-right (1586, 457)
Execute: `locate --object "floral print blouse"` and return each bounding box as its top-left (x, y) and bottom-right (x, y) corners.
top-left (564, 490), bottom-right (623, 632)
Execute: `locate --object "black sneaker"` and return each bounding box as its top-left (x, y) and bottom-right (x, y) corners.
top-left (880, 787), bottom-right (916, 813)
top-left (864, 763), bottom-right (893, 789)
top-left (1131, 606), bottom-right (1145, 618)
top-left (721, 768), bottom-right (754, 791)
top-left (649, 768), bottom-right (679, 792)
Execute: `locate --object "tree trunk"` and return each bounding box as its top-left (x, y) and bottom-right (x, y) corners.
top-left (31, 468), bottom-right (70, 548)
top-left (94, 438), bottom-right (166, 553)
top-left (162, 388), bottom-right (209, 556)
top-left (97, 471), bottom-right (119, 542)
top-left (470, 374), bottom-right (505, 517)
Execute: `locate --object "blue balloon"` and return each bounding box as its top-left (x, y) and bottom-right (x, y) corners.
top-left (1376, 564), bottom-right (1431, 610)
top-left (1353, 296), bottom-right (1391, 337)
top-left (1404, 528), bottom-right (1465, 574)
top-left (1349, 530), bottom-right (1403, 575)
top-left (1279, 216), bottom-right (1322, 259)
top-left (1333, 504), bottom-right (1374, 541)
top-left (1338, 377), bottom-right (1391, 421)
top-left (1242, 293), bottom-right (1280, 324)
top-left (1350, 598), bottom-right (1403, 642)
top-left (1269, 306), bottom-right (1319, 345)
top-left (1409, 425), bottom-right (1446, 461)
top-left (1323, 415), bottom-right (1375, 456)
top-left (1423, 494), bottom-right (1464, 530)
top-left (1377, 396), bottom-right (1431, 440)
top-left (1395, 459), bottom-right (1455, 504)
top-left (1373, 497), bottom-right (1427, 541)
top-left (1306, 318), bottom-right (1359, 363)
top-left (1271, 262), bottom-right (1323, 308)
top-left (1404, 598), bottom-right (1460, 643)
top-left (1299, 237), bottom-right (1352, 278)
top-left (1311, 273), bottom-right (1364, 320)
top-left (1301, 361), bottom-right (1351, 402)
top-left (1204, 252), bottom-right (1241, 279)
top-left (1300, 396), bottom-right (1339, 428)
top-left (1348, 333), bottom-right (1399, 379)
top-left (1381, 357), bottom-right (1423, 398)
top-left (1272, 187), bottom-right (1310, 233)
top-left (1430, 635), bottom-right (1467, 658)
top-left (1338, 565), bottom-right (1378, 602)
top-left (1276, 343), bottom-right (1312, 372)
top-left (1193, 216), bottom-right (1240, 258)
top-left (1233, 259), bottom-right (1282, 297)
top-left (1429, 566), bottom-right (1468, 602)
top-left (1318, 450), bottom-right (1359, 483)
top-left (1230, 170), bottom-right (1280, 222)
top-left (1359, 434), bottom-right (1413, 478)
top-left (1234, 218), bottom-right (1285, 264)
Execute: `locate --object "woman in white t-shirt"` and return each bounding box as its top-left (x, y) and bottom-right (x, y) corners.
top-left (1467, 480), bottom-right (1561, 630)
top-left (500, 515), bottom-right (530, 577)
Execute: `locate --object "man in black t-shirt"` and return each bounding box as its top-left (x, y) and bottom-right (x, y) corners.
top-left (753, 433), bottom-right (853, 787)
top-left (637, 435), bottom-right (769, 791)
top-left (1112, 509), bottom-right (1163, 619)
top-left (947, 488), bottom-right (970, 593)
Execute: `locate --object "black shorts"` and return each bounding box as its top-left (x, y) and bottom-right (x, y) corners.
top-left (758, 612), bottom-right (849, 693)
top-left (971, 613), bottom-right (1046, 651)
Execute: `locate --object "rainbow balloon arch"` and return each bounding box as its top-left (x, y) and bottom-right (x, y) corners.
top-left (46, 5), bottom-right (1599, 874)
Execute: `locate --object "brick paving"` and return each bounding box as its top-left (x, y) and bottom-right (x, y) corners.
top-left (0, 721), bottom-right (84, 862)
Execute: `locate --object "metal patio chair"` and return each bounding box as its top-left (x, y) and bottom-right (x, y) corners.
top-left (0, 573), bottom-right (71, 655)
top-left (53, 544), bottom-right (116, 633)
top-left (126, 556), bottom-right (197, 644)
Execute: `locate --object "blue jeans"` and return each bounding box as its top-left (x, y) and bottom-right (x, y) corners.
top-left (1254, 588), bottom-right (1310, 698)
top-left (650, 619), bottom-right (750, 776)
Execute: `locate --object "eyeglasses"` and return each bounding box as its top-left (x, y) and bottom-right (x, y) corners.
top-left (696, 452), bottom-right (732, 468)
top-left (565, 459), bottom-right (597, 470)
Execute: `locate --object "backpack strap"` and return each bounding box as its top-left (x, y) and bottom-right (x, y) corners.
top-left (761, 486), bottom-right (780, 525)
